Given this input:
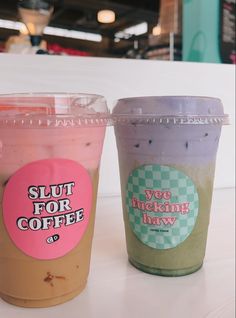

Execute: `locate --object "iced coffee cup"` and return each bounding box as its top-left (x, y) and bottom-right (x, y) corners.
top-left (0, 93), bottom-right (110, 307)
top-left (112, 96), bottom-right (229, 276)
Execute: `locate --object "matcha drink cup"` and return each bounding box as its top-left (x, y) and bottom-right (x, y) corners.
top-left (113, 96), bottom-right (229, 277)
top-left (0, 93), bottom-right (109, 307)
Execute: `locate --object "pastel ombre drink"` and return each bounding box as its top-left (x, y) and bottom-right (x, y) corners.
top-left (0, 93), bottom-right (109, 307)
top-left (112, 96), bottom-right (229, 276)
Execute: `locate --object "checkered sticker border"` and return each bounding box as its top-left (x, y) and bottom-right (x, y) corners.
top-left (126, 165), bottom-right (199, 249)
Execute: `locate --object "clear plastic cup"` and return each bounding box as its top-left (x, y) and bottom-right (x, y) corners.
top-left (0, 93), bottom-right (110, 307)
top-left (112, 96), bottom-right (229, 277)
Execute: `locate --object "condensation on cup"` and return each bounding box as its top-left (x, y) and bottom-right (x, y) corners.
top-left (0, 93), bottom-right (110, 307)
top-left (112, 96), bottom-right (229, 277)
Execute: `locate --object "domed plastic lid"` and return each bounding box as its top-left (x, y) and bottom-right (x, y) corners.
top-left (0, 93), bottom-right (111, 128)
top-left (112, 96), bottom-right (229, 125)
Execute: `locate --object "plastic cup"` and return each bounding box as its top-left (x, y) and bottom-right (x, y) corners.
top-left (112, 96), bottom-right (229, 277)
top-left (0, 93), bottom-right (110, 307)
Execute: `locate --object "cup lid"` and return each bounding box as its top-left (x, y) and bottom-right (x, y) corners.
top-left (112, 96), bottom-right (229, 125)
top-left (0, 93), bottom-right (111, 128)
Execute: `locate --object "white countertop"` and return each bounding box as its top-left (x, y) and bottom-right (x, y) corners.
top-left (1, 188), bottom-right (235, 318)
top-left (0, 54), bottom-right (235, 193)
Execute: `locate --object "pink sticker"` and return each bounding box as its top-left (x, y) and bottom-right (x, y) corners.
top-left (3, 159), bottom-right (92, 260)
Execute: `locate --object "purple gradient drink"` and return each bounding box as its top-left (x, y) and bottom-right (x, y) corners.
top-left (113, 96), bottom-right (228, 276)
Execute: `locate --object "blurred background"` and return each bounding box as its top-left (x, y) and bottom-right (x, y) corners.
top-left (0, 0), bottom-right (235, 63)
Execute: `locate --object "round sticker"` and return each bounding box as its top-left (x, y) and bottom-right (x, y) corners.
top-left (126, 165), bottom-right (199, 249)
top-left (3, 159), bottom-right (92, 259)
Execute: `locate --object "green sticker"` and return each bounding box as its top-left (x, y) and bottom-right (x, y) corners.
top-left (126, 165), bottom-right (199, 249)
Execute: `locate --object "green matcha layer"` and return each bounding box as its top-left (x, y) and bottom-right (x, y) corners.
top-left (121, 163), bottom-right (215, 276)
top-left (129, 258), bottom-right (203, 277)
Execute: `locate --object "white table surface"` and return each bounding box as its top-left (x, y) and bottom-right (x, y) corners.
top-left (0, 54), bottom-right (235, 193)
top-left (0, 188), bottom-right (235, 318)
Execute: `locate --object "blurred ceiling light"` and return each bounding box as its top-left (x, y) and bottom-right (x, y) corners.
top-left (25, 22), bottom-right (36, 35)
top-left (19, 23), bottom-right (29, 35)
top-left (97, 10), bottom-right (115, 24)
top-left (152, 24), bottom-right (161, 36)
top-left (115, 22), bottom-right (148, 39)
top-left (0, 18), bottom-right (102, 42)
top-left (0, 19), bottom-right (22, 31)
top-left (44, 26), bottom-right (102, 42)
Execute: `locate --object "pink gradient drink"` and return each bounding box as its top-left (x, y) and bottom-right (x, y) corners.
top-left (0, 93), bottom-right (109, 307)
